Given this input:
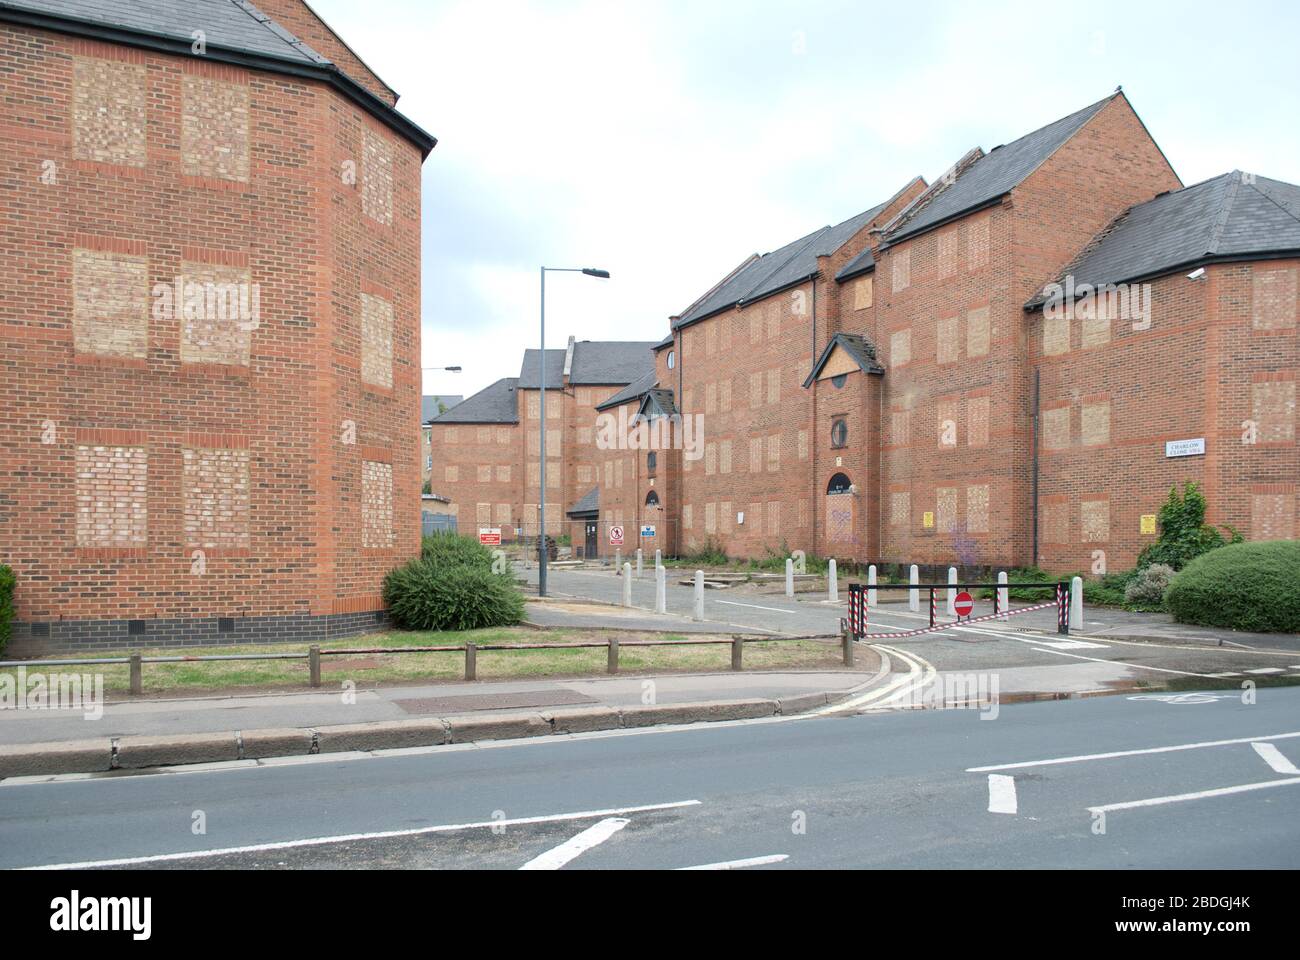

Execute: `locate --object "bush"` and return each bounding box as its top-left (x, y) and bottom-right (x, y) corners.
top-left (682, 538), bottom-right (729, 567)
top-left (1124, 564), bottom-right (1175, 608)
top-left (976, 567), bottom-right (1063, 602)
top-left (383, 560), bottom-right (525, 632)
top-left (1137, 482), bottom-right (1242, 571)
top-left (1083, 570), bottom-right (1134, 607)
top-left (421, 532), bottom-right (495, 573)
top-left (0, 565), bottom-right (14, 656)
top-left (1164, 541), bottom-right (1300, 633)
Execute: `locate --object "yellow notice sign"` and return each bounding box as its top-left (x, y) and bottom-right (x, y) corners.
top-left (923, 512), bottom-right (935, 529)
top-left (1140, 515), bottom-right (1157, 535)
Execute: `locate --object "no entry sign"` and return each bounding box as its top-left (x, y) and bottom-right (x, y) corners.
top-left (954, 591), bottom-right (974, 618)
top-left (609, 525), bottom-right (624, 546)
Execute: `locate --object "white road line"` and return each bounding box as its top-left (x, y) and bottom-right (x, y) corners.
top-left (519, 817), bottom-right (629, 870)
top-left (809, 644), bottom-right (934, 715)
top-left (677, 854), bottom-right (789, 870)
top-left (1087, 777), bottom-right (1300, 814)
top-left (987, 774), bottom-right (1017, 814)
top-left (1252, 742), bottom-right (1300, 775)
top-left (1244, 668), bottom-right (1285, 675)
top-left (19, 799), bottom-right (702, 871)
top-left (714, 600), bottom-right (798, 614)
top-left (968, 731), bottom-right (1300, 773)
top-left (1028, 646), bottom-right (1221, 679)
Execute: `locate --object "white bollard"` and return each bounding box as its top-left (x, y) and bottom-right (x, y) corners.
top-left (828, 559), bottom-right (839, 603)
top-left (998, 571), bottom-right (1009, 620)
top-left (614, 549), bottom-right (621, 576)
top-left (693, 570), bottom-right (705, 621)
top-left (636, 549), bottom-right (643, 579)
top-left (867, 565), bottom-right (878, 608)
top-left (909, 565), bottom-right (919, 613)
top-left (656, 565), bottom-right (667, 614)
top-left (655, 549), bottom-right (662, 570)
top-left (785, 558), bottom-right (794, 598)
top-left (1070, 576), bottom-right (1084, 632)
top-left (947, 567), bottom-right (958, 618)
top-left (623, 563), bottom-right (632, 607)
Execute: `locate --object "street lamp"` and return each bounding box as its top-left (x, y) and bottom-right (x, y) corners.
top-left (538, 266), bottom-right (610, 597)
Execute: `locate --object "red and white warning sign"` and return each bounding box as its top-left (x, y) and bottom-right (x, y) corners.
top-left (609, 525), bottom-right (624, 546)
top-left (478, 528), bottom-right (502, 546)
top-left (954, 591), bottom-right (975, 618)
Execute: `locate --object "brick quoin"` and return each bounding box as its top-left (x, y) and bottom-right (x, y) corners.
top-left (0, 3), bottom-right (435, 652)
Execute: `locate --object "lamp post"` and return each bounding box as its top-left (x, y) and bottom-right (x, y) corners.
top-left (538, 266), bottom-right (610, 598)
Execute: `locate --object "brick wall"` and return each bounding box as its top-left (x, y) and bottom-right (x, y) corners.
top-left (0, 22), bottom-right (425, 647)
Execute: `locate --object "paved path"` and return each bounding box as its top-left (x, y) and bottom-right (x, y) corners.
top-left (4, 686), bottom-right (1297, 869)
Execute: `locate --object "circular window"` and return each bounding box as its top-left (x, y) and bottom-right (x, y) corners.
top-left (827, 472), bottom-right (853, 495)
top-left (831, 374), bottom-right (847, 389)
top-left (666, 350), bottom-right (676, 370)
top-left (830, 418), bottom-right (848, 449)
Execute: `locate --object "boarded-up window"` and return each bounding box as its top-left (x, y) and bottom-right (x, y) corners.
top-left (853, 276), bottom-right (874, 310)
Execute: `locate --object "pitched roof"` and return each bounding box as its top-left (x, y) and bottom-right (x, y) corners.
top-left (835, 247), bottom-right (876, 283)
top-left (570, 340), bottom-right (658, 384)
top-left (567, 487), bottom-right (599, 517)
top-left (1027, 171), bottom-right (1300, 306)
top-left (421, 395), bottom-right (463, 423)
top-left (596, 371), bottom-right (657, 411)
top-left (640, 388), bottom-right (679, 418)
top-left (517, 349), bottom-right (566, 389)
top-left (675, 197), bottom-right (894, 329)
top-left (884, 95), bottom-right (1117, 247)
top-left (429, 378), bottom-right (518, 424)
top-left (0, 0), bottom-right (436, 155)
top-left (801, 333), bottom-right (884, 388)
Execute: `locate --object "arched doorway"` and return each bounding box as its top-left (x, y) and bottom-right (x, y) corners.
top-left (825, 473), bottom-right (856, 546)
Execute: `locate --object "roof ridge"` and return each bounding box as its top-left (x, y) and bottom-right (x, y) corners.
top-left (1243, 173), bottom-right (1300, 229)
top-left (1205, 172), bottom-right (1241, 256)
top-left (735, 226), bottom-right (829, 304)
top-left (231, 0), bottom-right (330, 65)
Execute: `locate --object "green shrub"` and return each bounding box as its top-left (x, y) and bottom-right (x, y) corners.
top-left (383, 560), bottom-right (525, 632)
top-left (1125, 563), bottom-right (1175, 608)
top-left (1083, 570), bottom-right (1135, 607)
top-left (0, 565), bottom-right (14, 656)
top-left (1137, 482), bottom-right (1242, 571)
top-left (420, 532), bottom-right (495, 573)
top-left (1164, 541), bottom-right (1300, 633)
top-left (976, 567), bottom-right (1062, 602)
top-left (682, 538), bottom-right (729, 567)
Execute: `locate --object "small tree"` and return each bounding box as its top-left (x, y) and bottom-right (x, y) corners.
top-left (1136, 482), bottom-right (1241, 571)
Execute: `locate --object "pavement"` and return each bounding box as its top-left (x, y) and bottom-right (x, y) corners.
top-left (3, 686), bottom-right (1297, 869)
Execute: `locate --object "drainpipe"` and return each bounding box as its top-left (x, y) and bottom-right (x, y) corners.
top-left (810, 275), bottom-right (819, 555)
top-left (1031, 367), bottom-right (1040, 568)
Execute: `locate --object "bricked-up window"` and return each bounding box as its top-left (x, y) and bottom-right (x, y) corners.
top-left (1042, 406), bottom-right (1071, 450)
top-left (720, 440), bottom-right (733, 474)
top-left (966, 214), bottom-right (990, 270)
top-left (937, 316), bottom-right (960, 364)
top-left (183, 447), bottom-right (251, 550)
top-left (1252, 266), bottom-right (1298, 330)
top-left (477, 465), bottom-right (492, 483)
top-left (1252, 488), bottom-right (1296, 540)
top-left (936, 487), bottom-right (958, 533)
top-left (76, 445), bottom-right (147, 548)
top-left (1081, 499), bottom-right (1110, 543)
top-left (496, 465), bottom-right (511, 482)
top-left (967, 485), bottom-right (990, 534)
top-left (1081, 399), bottom-right (1111, 447)
top-left (181, 74), bottom-right (250, 182)
top-left (73, 56), bottom-right (146, 167)
top-left (889, 491), bottom-right (910, 527)
top-left (830, 417), bottom-right (848, 449)
top-left (1041, 499), bottom-right (1068, 544)
top-left (72, 248), bottom-right (149, 359)
top-left (889, 328), bottom-right (912, 367)
top-left (362, 460), bottom-right (394, 548)
top-left (360, 293), bottom-right (394, 388)
top-left (892, 249), bottom-right (911, 292)
top-left (853, 276), bottom-right (874, 310)
top-left (1043, 313), bottom-right (1070, 356)
top-left (937, 230), bottom-right (958, 280)
top-left (362, 128), bottom-right (394, 225)
top-left (967, 395), bottom-right (990, 448)
top-left (705, 442), bottom-right (717, 476)
top-left (766, 434), bottom-right (781, 473)
top-left (1252, 379), bottom-right (1297, 443)
top-left (180, 261), bottom-right (255, 367)
top-left (445, 465), bottom-right (458, 483)
top-left (967, 306), bottom-right (990, 358)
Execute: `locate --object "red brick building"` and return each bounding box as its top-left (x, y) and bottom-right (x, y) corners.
top-left (441, 93), bottom-right (1295, 578)
top-left (0, 0), bottom-right (435, 651)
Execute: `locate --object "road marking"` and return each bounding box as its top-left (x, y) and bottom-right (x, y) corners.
top-left (968, 731), bottom-right (1300, 773)
top-left (1027, 646), bottom-right (1222, 679)
top-left (1128, 693), bottom-right (1239, 705)
top-left (987, 774), bottom-right (1017, 814)
top-left (714, 600), bottom-right (798, 614)
top-left (677, 854), bottom-right (789, 870)
top-left (19, 800), bottom-right (702, 871)
top-left (1087, 777), bottom-right (1300, 814)
top-left (1252, 742), bottom-right (1299, 775)
top-left (519, 817), bottom-right (629, 870)
top-left (810, 644), bottom-right (935, 715)
top-left (1244, 668), bottom-right (1285, 675)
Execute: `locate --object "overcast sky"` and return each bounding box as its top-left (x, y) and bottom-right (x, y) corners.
top-left (309, 0), bottom-right (1300, 401)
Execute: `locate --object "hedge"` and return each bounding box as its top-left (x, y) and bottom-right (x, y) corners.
top-left (1164, 540), bottom-right (1300, 633)
top-left (383, 561), bottom-right (524, 632)
top-left (420, 532), bottom-right (495, 572)
top-left (0, 565), bottom-right (13, 655)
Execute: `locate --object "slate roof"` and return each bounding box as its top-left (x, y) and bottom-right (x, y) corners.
top-left (0, 0), bottom-right (436, 154)
top-left (428, 378), bottom-right (518, 424)
top-left (675, 197), bottom-right (894, 329)
top-left (421, 395), bottom-right (463, 423)
top-left (640, 388), bottom-right (679, 418)
top-left (567, 487), bottom-right (599, 517)
top-left (595, 371), bottom-right (657, 411)
top-left (884, 95), bottom-right (1117, 247)
top-left (801, 333), bottom-right (885, 388)
top-left (517, 349), bottom-right (566, 389)
top-left (1027, 171), bottom-right (1300, 307)
top-left (835, 247), bottom-right (876, 283)
top-left (570, 340), bottom-right (658, 384)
